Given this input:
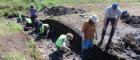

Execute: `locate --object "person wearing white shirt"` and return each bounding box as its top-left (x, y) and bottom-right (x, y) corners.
top-left (98, 3), bottom-right (122, 51)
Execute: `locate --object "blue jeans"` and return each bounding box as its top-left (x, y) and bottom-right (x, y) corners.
top-left (82, 40), bottom-right (93, 49)
top-left (82, 40), bottom-right (93, 60)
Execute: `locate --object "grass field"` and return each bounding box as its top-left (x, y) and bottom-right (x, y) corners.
top-left (0, 18), bottom-right (22, 36)
top-left (3, 50), bottom-right (27, 60)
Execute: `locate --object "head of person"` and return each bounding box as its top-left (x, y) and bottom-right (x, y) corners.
top-left (34, 16), bottom-right (39, 21)
top-left (30, 5), bottom-right (34, 9)
top-left (112, 3), bottom-right (119, 10)
top-left (66, 33), bottom-right (74, 41)
top-left (89, 14), bottom-right (99, 25)
top-left (122, 10), bottom-right (128, 14)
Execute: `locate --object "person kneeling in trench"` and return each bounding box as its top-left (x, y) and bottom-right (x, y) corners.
top-left (29, 17), bottom-right (50, 40)
top-left (16, 12), bottom-right (22, 23)
top-left (82, 14), bottom-right (98, 59)
top-left (55, 33), bottom-right (74, 59)
top-left (23, 17), bottom-right (32, 31)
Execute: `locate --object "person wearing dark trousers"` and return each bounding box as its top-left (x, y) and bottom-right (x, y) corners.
top-left (98, 3), bottom-right (121, 51)
top-left (23, 17), bottom-right (32, 31)
top-left (29, 5), bottom-right (37, 28)
top-left (28, 17), bottom-right (42, 36)
top-left (36, 24), bottom-right (50, 40)
top-left (28, 17), bottom-right (50, 40)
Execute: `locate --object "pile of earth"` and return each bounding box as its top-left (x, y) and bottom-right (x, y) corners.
top-left (121, 13), bottom-right (140, 28)
top-left (43, 6), bottom-right (86, 16)
top-left (83, 45), bottom-right (126, 60)
top-left (111, 33), bottom-right (140, 60)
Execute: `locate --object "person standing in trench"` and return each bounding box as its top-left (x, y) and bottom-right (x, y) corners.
top-left (98, 3), bottom-right (121, 51)
top-left (82, 14), bottom-right (98, 60)
top-left (29, 5), bottom-right (37, 28)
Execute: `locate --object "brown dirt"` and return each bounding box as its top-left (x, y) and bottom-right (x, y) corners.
top-left (3, 2), bottom-right (140, 60)
top-left (0, 31), bottom-right (33, 60)
top-left (47, 3), bottom-right (140, 60)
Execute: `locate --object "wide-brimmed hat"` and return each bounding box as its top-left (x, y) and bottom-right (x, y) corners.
top-left (89, 14), bottom-right (99, 23)
top-left (66, 33), bottom-right (73, 40)
top-left (112, 3), bottom-right (119, 9)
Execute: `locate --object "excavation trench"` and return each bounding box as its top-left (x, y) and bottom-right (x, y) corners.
top-left (40, 19), bottom-right (123, 60)
top-left (6, 14), bottom-right (125, 60)
top-left (40, 19), bottom-right (82, 54)
top-left (5, 14), bottom-right (82, 55)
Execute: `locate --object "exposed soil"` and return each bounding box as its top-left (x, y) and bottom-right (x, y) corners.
top-left (43, 6), bottom-right (86, 16)
top-left (40, 19), bottom-right (82, 54)
top-left (3, 3), bottom-right (140, 60)
top-left (22, 18), bottom-right (82, 60)
top-left (110, 33), bottom-right (140, 60)
top-left (121, 15), bottom-right (140, 28)
top-left (30, 19), bottom-right (122, 60)
top-left (0, 32), bottom-right (33, 60)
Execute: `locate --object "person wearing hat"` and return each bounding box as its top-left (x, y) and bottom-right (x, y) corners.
top-left (29, 17), bottom-right (50, 41)
top-left (82, 14), bottom-right (98, 59)
top-left (23, 17), bottom-right (32, 31)
top-left (55, 33), bottom-right (74, 51)
top-left (98, 3), bottom-right (121, 51)
top-left (52, 33), bottom-right (73, 60)
top-left (28, 17), bottom-right (42, 36)
top-left (29, 5), bottom-right (37, 28)
top-left (121, 10), bottom-right (129, 19)
top-left (36, 23), bottom-right (50, 40)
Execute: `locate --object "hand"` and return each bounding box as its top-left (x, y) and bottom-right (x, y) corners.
top-left (64, 48), bottom-right (69, 52)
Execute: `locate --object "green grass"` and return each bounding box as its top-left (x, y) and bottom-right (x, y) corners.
top-left (36, 0), bottom-right (140, 5)
top-left (0, 0), bottom-right (139, 16)
top-left (33, 0), bottom-right (140, 11)
top-left (0, 18), bottom-right (22, 36)
top-left (3, 50), bottom-right (27, 60)
top-left (26, 39), bottom-right (43, 60)
top-left (0, 0), bottom-right (29, 17)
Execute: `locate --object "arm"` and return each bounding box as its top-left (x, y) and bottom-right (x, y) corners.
top-left (35, 9), bottom-right (38, 16)
top-left (114, 9), bottom-right (121, 28)
top-left (82, 22), bottom-right (86, 33)
top-left (28, 9), bottom-right (31, 17)
top-left (95, 27), bottom-right (98, 40)
top-left (113, 11), bottom-right (121, 28)
top-left (114, 15), bottom-right (120, 28)
top-left (103, 8), bottom-right (109, 29)
top-left (103, 15), bottom-right (107, 29)
top-left (82, 22), bottom-right (87, 39)
top-left (63, 40), bottom-right (71, 51)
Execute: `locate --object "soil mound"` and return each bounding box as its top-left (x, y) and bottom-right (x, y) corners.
top-left (43, 6), bottom-right (86, 16)
top-left (121, 13), bottom-right (140, 28)
top-left (111, 33), bottom-right (140, 60)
